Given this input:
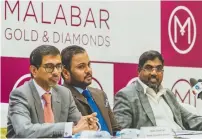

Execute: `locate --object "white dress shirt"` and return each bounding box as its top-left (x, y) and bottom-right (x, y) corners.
top-left (33, 79), bottom-right (73, 137)
top-left (137, 78), bottom-right (182, 131)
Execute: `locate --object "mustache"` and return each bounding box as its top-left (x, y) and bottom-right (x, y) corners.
top-left (52, 74), bottom-right (60, 78)
top-left (149, 75), bottom-right (157, 79)
top-left (84, 73), bottom-right (92, 78)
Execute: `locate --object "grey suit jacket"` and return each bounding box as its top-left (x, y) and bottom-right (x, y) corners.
top-left (113, 81), bottom-right (202, 130)
top-left (63, 83), bottom-right (121, 135)
top-left (7, 80), bottom-right (81, 138)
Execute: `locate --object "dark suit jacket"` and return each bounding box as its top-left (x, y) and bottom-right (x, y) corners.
top-left (7, 80), bottom-right (81, 138)
top-left (114, 80), bottom-right (202, 130)
top-left (63, 83), bottom-right (121, 135)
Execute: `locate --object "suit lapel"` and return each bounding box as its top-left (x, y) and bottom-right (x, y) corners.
top-left (136, 81), bottom-right (156, 126)
top-left (63, 83), bottom-right (88, 105)
top-left (89, 88), bottom-right (111, 131)
top-left (29, 80), bottom-right (44, 123)
top-left (52, 87), bottom-right (61, 122)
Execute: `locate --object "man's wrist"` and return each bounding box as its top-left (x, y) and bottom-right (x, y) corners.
top-left (72, 125), bottom-right (78, 134)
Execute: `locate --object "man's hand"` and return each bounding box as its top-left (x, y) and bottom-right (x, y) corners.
top-left (84, 112), bottom-right (98, 131)
top-left (72, 113), bottom-right (98, 134)
top-left (72, 116), bottom-right (89, 134)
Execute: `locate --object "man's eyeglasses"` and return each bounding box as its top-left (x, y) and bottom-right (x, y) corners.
top-left (142, 65), bottom-right (164, 73)
top-left (39, 63), bottom-right (63, 73)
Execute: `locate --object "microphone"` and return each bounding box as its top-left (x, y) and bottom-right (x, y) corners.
top-left (190, 78), bottom-right (197, 87)
top-left (198, 79), bottom-right (202, 99)
top-left (189, 78), bottom-right (202, 99)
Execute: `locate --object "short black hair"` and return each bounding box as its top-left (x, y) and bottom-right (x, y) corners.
top-left (61, 45), bottom-right (86, 71)
top-left (30, 45), bottom-right (60, 68)
top-left (138, 50), bottom-right (164, 71)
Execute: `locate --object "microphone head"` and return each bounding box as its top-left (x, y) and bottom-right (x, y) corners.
top-left (190, 78), bottom-right (197, 87)
top-left (198, 79), bottom-right (202, 82)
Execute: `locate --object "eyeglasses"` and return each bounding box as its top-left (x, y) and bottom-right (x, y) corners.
top-left (39, 63), bottom-right (63, 73)
top-left (142, 65), bottom-right (164, 73)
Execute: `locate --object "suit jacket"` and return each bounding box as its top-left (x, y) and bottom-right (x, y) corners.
top-left (7, 80), bottom-right (81, 138)
top-left (63, 83), bottom-right (121, 135)
top-left (113, 80), bottom-right (202, 130)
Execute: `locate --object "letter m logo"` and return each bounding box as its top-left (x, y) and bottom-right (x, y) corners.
top-left (174, 16), bottom-right (191, 44)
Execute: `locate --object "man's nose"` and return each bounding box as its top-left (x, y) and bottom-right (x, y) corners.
top-left (52, 67), bottom-right (61, 75)
top-left (85, 66), bottom-right (91, 73)
top-left (151, 68), bottom-right (158, 74)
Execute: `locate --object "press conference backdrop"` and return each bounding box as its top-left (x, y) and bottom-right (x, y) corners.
top-left (1, 1), bottom-right (202, 117)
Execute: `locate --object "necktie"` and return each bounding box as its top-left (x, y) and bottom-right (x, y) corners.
top-left (42, 93), bottom-right (54, 123)
top-left (82, 89), bottom-right (110, 133)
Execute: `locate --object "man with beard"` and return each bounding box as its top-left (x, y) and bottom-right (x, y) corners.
top-left (61, 45), bottom-right (121, 135)
top-left (113, 50), bottom-right (202, 131)
top-left (7, 45), bottom-right (98, 138)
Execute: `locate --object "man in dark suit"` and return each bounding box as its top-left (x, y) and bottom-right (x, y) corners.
top-left (113, 50), bottom-right (202, 131)
top-left (61, 45), bottom-right (121, 135)
top-left (7, 45), bottom-right (97, 138)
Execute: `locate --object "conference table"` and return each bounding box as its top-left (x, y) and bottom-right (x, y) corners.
top-left (68, 129), bottom-right (202, 139)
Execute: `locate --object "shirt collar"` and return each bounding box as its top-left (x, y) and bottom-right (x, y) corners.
top-left (74, 86), bottom-right (87, 94)
top-left (137, 78), bottom-right (148, 94)
top-left (137, 78), bottom-right (166, 96)
top-left (33, 79), bottom-right (52, 99)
